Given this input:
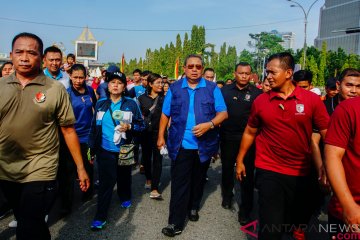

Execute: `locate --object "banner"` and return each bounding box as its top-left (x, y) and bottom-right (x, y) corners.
top-left (174, 57), bottom-right (179, 80)
top-left (120, 53), bottom-right (125, 72)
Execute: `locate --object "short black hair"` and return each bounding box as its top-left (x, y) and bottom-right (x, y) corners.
top-left (325, 77), bottom-right (337, 89)
top-left (267, 52), bottom-right (295, 71)
top-left (69, 64), bottom-right (87, 87)
top-left (184, 54), bottom-right (204, 66)
top-left (338, 68), bottom-right (360, 83)
top-left (141, 70), bottom-right (152, 77)
top-left (12, 32), bottom-right (43, 56)
top-left (235, 62), bottom-right (252, 72)
top-left (69, 63), bottom-right (86, 75)
top-left (44, 46), bottom-right (62, 57)
top-left (203, 67), bottom-right (215, 73)
top-left (67, 53), bottom-right (75, 60)
top-left (293, 70), bottom-right (313, 84)
top-left (133, 69), bottom-right (142, 75)
top-left (146, 73), bottom-right (163, 94)
top-left (216, 80), bottom-right (225, 86)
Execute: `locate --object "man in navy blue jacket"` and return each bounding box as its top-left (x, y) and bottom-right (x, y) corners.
top-left (157, 54), bottom-right (228, 237)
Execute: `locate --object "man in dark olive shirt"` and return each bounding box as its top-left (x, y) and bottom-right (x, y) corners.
top-left (220, 62), bottom-right (262, 225)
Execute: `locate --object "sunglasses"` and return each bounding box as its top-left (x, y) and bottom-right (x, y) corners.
top-left (186, 64), bottom-right (202, 70)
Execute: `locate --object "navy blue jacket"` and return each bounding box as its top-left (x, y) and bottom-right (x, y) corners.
top-left (88, 97), bottom-right (144, 154)
top-left (167, 79), bottom-right (219, 162)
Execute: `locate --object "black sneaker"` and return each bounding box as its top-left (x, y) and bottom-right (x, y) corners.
top-left (221, 199), bottom-right (232, 210)
top-left (238, 212), bottom-right (251, 226)
top-left (188, 209), bottom-right (199, 222)
top-left (162, 224), bottom-right (182, 237)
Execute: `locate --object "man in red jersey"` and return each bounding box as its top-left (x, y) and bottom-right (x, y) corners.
top-left (325, 96), bottom-right (360, 238)
top-left (235, 52), bottom-right (329, 240)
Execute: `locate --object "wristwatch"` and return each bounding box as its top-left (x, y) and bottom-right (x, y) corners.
top-left (209, 121), bottom-right (215, 129)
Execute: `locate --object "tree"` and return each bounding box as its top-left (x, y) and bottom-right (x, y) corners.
top-left (209, 46), bottom-right (218, 69)
top-left (183, 32), bottom-right (191, 61)
top-left (175, 34), bottom-right (183, 64)
top-left (239, 49), bottom-right (254, 69)
top-left (342, 54), bottom-right (360, 70)
top-left (318, 42), bottom-right (327, 87)
top-left (307, 56), bottom-right (319, 86)
top-left (190, 25), bottom-right (206, 55)
top-left (326, 48), bottom-right (347, 78)
top-left (248, 32), bottom-right (284, 74)
top-left (215, 43), bottom-right (237, 80)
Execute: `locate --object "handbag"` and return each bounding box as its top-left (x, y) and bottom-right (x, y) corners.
top-left (118, 143), bottom-right (135, 166)
top-left (109, 107), bottom-right (136, 166)
top-left (144, 96), bottom-right (159, 131)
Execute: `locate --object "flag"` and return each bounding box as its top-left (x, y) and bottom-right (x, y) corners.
top-left (120, 53), bottom-right (125, 72)
top-left (174, 57), bottom-right (179, 80)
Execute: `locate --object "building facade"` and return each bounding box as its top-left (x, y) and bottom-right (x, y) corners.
top-left (315, 0), bottom-right (360, 55)
top-left (269, 30), bottom-right (296, 50)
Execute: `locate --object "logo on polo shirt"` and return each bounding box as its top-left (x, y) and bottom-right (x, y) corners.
top-left (35, 92), bottom-right (46, 103)
top-left (296, 104), bottom-right (305, 115)
top-left (244, 94), bottom-right (251, 101)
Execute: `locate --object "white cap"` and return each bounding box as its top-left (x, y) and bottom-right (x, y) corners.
top-left (310, 88), bottom-right (321, 96)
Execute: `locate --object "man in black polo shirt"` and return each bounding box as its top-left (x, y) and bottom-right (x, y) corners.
top-left (220, 62), bottom-right (262, 225)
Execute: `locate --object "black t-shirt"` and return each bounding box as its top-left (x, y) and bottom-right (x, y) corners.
top-left (323, 93), bottom-right (340, 116)
top-left (138, 93), bottom-right (164, 132)
top-left (220, 83), bottom-right (262, 141)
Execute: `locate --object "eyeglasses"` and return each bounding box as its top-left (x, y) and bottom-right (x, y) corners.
top-left (186, 64), bottom-right (202, 70)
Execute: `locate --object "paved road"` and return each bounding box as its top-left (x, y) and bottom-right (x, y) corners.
top-left (0, 157), bottom-right (329, 240)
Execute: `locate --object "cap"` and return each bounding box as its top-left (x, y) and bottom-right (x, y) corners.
top-left (310, 88), bottom-right (321, 96)
top-left (108, 71), bottom-right (127, 85)
top-left (107, 65), bottom-right (120, 74)
top-left (325, 77), bottom-right (337, 89)
top-left (105, 65), bottom-right (121, 82)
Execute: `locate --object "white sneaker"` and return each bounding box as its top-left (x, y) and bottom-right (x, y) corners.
top-left (9, 215), bottom-right (48, 228)
top-left (8, 220), bottom-right (17, 228)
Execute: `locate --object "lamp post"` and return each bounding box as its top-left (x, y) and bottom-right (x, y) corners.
top-left (287, 0), bottom-right (319, 69)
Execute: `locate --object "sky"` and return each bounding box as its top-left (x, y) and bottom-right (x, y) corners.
top-left (0, 0), bottom-right (325, 63)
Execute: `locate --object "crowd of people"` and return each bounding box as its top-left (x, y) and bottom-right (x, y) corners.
top-left (0, 32), bottom-right (359, 240)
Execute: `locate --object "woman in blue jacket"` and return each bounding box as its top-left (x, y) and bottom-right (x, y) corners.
top-left (88, 71), bottom-right (144, 231)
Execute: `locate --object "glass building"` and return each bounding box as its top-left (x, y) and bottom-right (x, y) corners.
top-left (314, 0), bottom-right (360, 55)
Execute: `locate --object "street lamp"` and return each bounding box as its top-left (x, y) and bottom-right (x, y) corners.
top-left (287, 0), bottom-right (320, 69)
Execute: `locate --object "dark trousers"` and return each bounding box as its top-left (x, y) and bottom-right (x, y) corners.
top-left (0, 186), bottom-right (11, 217)
top-left (134, 139), bottom-right (140, 165)
top-left (220, 140), bottom-right (255, 216)
top-left (80, 143), bottom-right (94, 200)
top-left (95, 147), bottom-right (132, 221)
top-left (142, 131), bottom-right (163, 191)
top-left (58, 143), bottom-right (94, 211)
top-left (0, 180), bottom-right (57, 240)
top-left (168, 148), bottom-right (210, 229)
top-left (256, 169), bottom-right (311, 240)
top-left (57, 141), bottom-right (75, 211)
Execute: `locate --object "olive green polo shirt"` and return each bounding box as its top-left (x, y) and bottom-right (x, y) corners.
top-left (0, 72), bottom-right (75, 182)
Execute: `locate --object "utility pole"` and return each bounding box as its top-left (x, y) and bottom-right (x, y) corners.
top-left (287, 0), bottom-right (319, 69)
